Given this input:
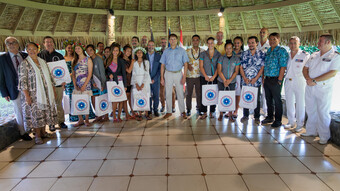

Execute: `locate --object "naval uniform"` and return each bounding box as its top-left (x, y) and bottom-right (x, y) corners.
top-left (284, 49), bottom-right (310, 128)
top-left (304, 49), bottom-right (340, 141)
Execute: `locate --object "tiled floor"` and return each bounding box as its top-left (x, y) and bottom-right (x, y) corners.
top-left (1, 108), bottom-right (340, 191)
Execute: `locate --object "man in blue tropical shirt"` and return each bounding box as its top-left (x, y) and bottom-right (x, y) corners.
top-left (240, 36), bottom-right (265, 124)
top-left (262, 32), bottom-right (289, 127)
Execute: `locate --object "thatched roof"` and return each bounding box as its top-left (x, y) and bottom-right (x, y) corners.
top-left (0, 0), bottom-right (340, 50)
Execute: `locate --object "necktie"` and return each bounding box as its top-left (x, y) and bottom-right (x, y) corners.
top-left (14, 55), bottom-right (20, 68)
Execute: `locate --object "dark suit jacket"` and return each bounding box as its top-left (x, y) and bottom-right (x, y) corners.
top-left (105, 57), bottom-right (127, 87)
top-left (146, 52), bottom-right (161, 83)
top-left (0, 52), bottom-right (28, 100)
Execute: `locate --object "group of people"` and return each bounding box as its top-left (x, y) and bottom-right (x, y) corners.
top-left (0, 28), bottom-right (339, 145)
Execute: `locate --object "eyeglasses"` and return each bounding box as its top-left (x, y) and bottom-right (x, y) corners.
top-left (6, 41), bottom-right (18, 45)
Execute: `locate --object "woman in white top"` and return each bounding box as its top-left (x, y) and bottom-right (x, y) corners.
top-left (129, 47), bottom-right (152, 121)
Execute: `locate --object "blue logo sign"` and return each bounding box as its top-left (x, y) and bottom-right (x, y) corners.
top-left (205, 90), bottom-right (216, 101)
top-left (137, 98), bottom-right (147, 108)
top-left (111, 86), bottom-right (123, 97)
top-left (243, 91), bottom-right (254, 103)
top-left (52, 66), bottom-right (65, 79)
top-left (75, 99), bottom-right (88, 111)
top-left (99, 100), bottom-right (108, 111)
top-left (221, 95), bottom-right (233, 107)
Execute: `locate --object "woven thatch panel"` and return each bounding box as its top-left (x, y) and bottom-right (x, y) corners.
top-left (37, 11), bottom-right (60, 31)
top-left (151, 16), bottom-right (166, 32)
top-left (257, 10), bottom-right (278, 29)
top-left (313, 0), bottom-right (340, 24)
top-left (73, 14), bottom-right (92, 32)
top-left (194, 0), bottom-right (208, 10)
top-left (169, 16), bottom-right (180, 32)
top-left (115, 16), bottom-right (124, 33)
top-left (138, 16), bottom-right (151, 32)
top-left (207, 0), bottom-right (221, 8)
top-left (96, 0), bottom-right (109, 9)
top-left (154, 0), bottom-right (166, 11)
top-left (223, 0), bottom-right (238, 7)
top-left (91, 15), bottom-right (106, 32)
top-left (243, 11), bottom-right (260, 30)
top-left (123, 16), bottom-right (138, 32)
top-left (79, 0), bottom-right (94, 8)
top-left (275, 8), bottom-right (296, 28)
top-left (196, 15), bottom-right (210, 31)
top-left (210, 14), bottom-right (220, 32)
top-left (55, 13), bottom-right (76, 32)
top-left (179, 0), bottom-right (194, 11)
top-left (0, 5), bottom-right (22, 30)
top-left (294, 4), bottom-right (318, 27)
top-left (140, 0), bottom-right (152, 11)
top-left (16, 8), bottom-right (40, 31)
top-left (227, 13), bottom-right (244, 30)
top-left (125, 0), bottom-right (138, 10)
top-left (168, 0), bottom-right (179, 11)
top-left (112, 0), bottom-right (125, 10)
top-left (64, 0), bottom-right (81, 7)
top-left (181, 16), bottom-right (195, 32)
top-left (48, 0), bottom-right (65, 5)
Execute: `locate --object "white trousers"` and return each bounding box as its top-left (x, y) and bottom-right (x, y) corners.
top-left (284, 77), bottom-right (306, 127)
top-left (305, 83), bottom-right (333, 141)
top-left (164, 71), bottom-right (185, 114)
top-left (12, 92), bottom-right (26, 135)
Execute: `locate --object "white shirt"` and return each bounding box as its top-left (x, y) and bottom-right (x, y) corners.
top-left (9, 51), bottom-right (23, 73)
top-left (257, 40), bottom-right (270, 53)
top-left (286, 49), bottom-right (310, 78)
top-left (305, 49), bottom-right (340, 85)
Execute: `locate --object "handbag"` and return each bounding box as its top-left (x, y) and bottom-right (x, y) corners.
top-left (239, 85), bottom-right (258, 109)
top-left (218, 87), bottom-right (236, 112)
top-left (47, 60), bottom-right (72, 86)
top-left (95, 93), bottom-right (112, 116)
top-left (132, 88), bottom-right (150, 111)
top-left (202, 82), bottom-right (219, 106)
top-left (71, 94), bottom-right (90, 115)
top-left (107, 81), bottom-right (127, 102)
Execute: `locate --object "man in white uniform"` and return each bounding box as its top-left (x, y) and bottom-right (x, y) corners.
top-left (258, 28), bottom-right (270, 116)
top-left (302, 34), bottom-right (340, 145)
top-left (284, 36), bottom-right (310, 132)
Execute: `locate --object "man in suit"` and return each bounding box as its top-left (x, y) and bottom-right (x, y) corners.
top-left (146, 40), bottom-right (162, 117)
top-left (0, 36), bottom-right (32, 140)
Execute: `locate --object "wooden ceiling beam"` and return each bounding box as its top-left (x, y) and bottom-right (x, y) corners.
top-left (71, 13), bottom-right (78, 35)
top-left (256, 10), bottom-right (263, 28)
top-left (124, 0), bottom-right (127, 9)
top-left (224, 14), bottom-right (229, 35)
top-left (79, 0), bottom-right (83, 7)
top-left (220, 0), bottom-right (224, 7)
top-left (290, 6), bottom-right (302, 32)
top-left (240, 12), bottom-right (247, 33)
top-left (309, 2), bottom-right (323, 29)
top-left (110, 0), bottom-right (114, 9)
top-left (52, 12), bottom-right (62, 35)
top-left (272, 9), bottom-right (282, 32)
top-left (0, 0), bottom-right (313, 16)
top-left (88, 14), bottom-right (94, 34)
top-left (329, 0), bottom-right (340, 19)
top-left (12, 7), bottom-right (25, 34)
top-left (0, 3), bottom-right (7, 17)
top-left (32, 10), bottom-right (44, 35)
top-left (209, 15), bottom-right (213, 34)
top-left (94, 0), bottom-right (97, 8)
top-left (194, 15), bottom-right (197, 34)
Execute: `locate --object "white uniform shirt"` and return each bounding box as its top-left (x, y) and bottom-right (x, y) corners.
top-left (257, 39), bottom-right (270, 53)
top-left (286, 49), bottom-right (310, 78)
top-left (305, 49), bottom-right (340, 85)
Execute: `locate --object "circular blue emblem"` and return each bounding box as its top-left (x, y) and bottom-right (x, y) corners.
top-left (205, 90), bottom-right (216, 101)
top-left (137, 98), bottom-right (147, 108)
top-left (243, 91), bottom-right (254, 103)
top-left (75, 99), bottom-right (88, 111)
top-left (52, 66), bottom-right (65, 79)
top-left (221, 95), bottom-right (232, 107)
top-left (99, 100), bottom-right (108, 111)
top-left (111, 86), bottom-right (123, 97)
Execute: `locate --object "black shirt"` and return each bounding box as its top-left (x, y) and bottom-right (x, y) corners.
top-left (38, 49), bottom-right (64, 62)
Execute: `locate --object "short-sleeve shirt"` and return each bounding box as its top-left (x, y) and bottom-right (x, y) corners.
top-left (257, 40), bottom-right (270, 53)
top-left (160, 46), bottom-right (189, 72)
top-left (215, 43), bottom-right (225, 56)
top-left (186, 47), bottom-right (204, 78)
top-left (264, 46), bottom-right (289, 77)
top-left (38, 50), bottom-right (64, 62)
top-left (286, 49), bottom-right (310, 78)
top-left (240, 49), bottom-right (265, 87)
top-left (305, 49), bottom-right (340, 85)
top-left (199, 49), bottom-right (221, 77)
top-left (217, 55), bottom-right (240, 83)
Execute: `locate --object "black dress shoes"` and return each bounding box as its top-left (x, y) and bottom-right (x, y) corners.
top-left (21, 133), bottom-right (32, 141)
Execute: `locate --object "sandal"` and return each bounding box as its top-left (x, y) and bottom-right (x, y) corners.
top-left (113, 118), bottom-right (120, 123)
top-left (229, 115), bottom-right (235, 122)
top-left (117, 118), bottom-right (123, 122)
top-left (136, 116), bottom-right (143, 121)
top-left (84, 121), bottom-right (91, 126)
top-left (73, 121), bottom-right (84, 127)
top-left (200, 113), bottom-right (207, 120)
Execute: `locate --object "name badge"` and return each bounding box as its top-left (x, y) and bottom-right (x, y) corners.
top-left (322, 58), bottom-right (331, 62)
top-left (295, 59), bottom-right (304, 62)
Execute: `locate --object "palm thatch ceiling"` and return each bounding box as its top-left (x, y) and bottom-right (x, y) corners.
top-left (0, 0), bottom-right (340, 49)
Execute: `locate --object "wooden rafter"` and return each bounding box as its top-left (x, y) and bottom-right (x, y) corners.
top-left (88, 14), bottom-right (94, 34)
top-left (165, 0), bottom-right (168, 11)
top-left (152, 0), bottom-right (154, 11)
top-left (137, 0), bottom-right (140, 34)
top-left (220, 0), bottom-right (224, 7)
top-left (206, 0), bottom-right (209, 8)
top-left (272, 9), bottom-right (282, 32)
top-left (32, 10), bottom-right (44, 35)
top-left (329, 0), bottom-right (340, 19)
top-left (12, 7), bottom-right (25, 34)
top-left (124, 0), bottom-right (127, 9)
top-left (110, 0), bottom-right (114, 9)
top-left (71, 13), bottom-right (78, 35)
top-left (52, 12), bottom-right (62, 34)
top-left (256, 11), bottom-right (263, 28)
top-left (0, 3), bottom-right (7, 17)
top-left (209, 15), bottom-right (213, 34)
top-left (236, 0), bottom-right (240, 6)
top-left (309, 2), bottom-right (323, 29)
top-left (240, 12), bottom-right (247, 33)
top-left (79, 0), bottom-right (83, 7)
top-left (94, 0), bottom-right (97, 8)
top-left (121, 16), bottom-right (125, 33)
top-left (290, 6), bottom-right (302, 32)
top-left (194, 15), bottom-right (197, 34)
top-left (224, 14), bottom-right (230, 35)
top-left (192, 0), bottom-right (195, 10)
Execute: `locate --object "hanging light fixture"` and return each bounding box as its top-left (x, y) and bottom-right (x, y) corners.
top-left (218, 7), bottom-right (225, 17)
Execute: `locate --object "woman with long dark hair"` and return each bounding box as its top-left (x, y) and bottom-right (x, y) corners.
top-left (232, 36), bottom-right (244, 119)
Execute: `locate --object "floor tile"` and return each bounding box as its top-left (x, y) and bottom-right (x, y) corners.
top-left (168, 135), bottom-right (195, 146)
top-left (225, 145), bottom-right (261, 157)
top-left (70, 129), bottom-right (98, 137)
top-left (206, 175), bottom-right (248, 191)
top-left (129, 176), bottom-right (167, 191)
top-left (15, 148), bottom-right (55, 162)
top-left (282, 143), bottom-right (324, 156)
top-left (220, 134), bottom-right (250, 145)
top-left (9, 140), bottom-right (35, 149)
top-left (0, 162), bottom-right (39, 178)
top-left (201, 158), bottom-right (238, 174)
top-left (114, 136), bottom-right (142, 146)
top-left (0, 162), bottom-right (9, 170)
top-left (138, 146), bottom-right (167, 158)
top-left (243, 174), bottom-right (290, 191)
top-left (197, 145), bottom-right (229, 157)
top-left (168, 146), bottom-right (198, 158)
top-left (233, 157), bottom-right (274, 174)
top-left (239, 125), bottom-right (267, 134)
top-left (59, 137), bottom-right (91, 148)
top-left (86, 137), bottom-right (116, 147)
top-left (245, 134), bottom-right (276, 143)
top-left (298, 157), bottom-right (340, 172)
top-left (63, 160), bottom-right (103, 176)
top-left (168, 175), bottom-right (207, 191)
top-left (274, 133), bottom-right (306, 144)
top-left (312, 144), bottom-right (340, 156)
top-left (254, 144), bottom-right (292, 157)
top-left (95, 128), bottom-right (121, 137)
top-left (97, 159), bottom-right (135, 176)
top-left (0, 179), bottom-right (21, 191)
top-left (89, 177), bottom-right (130, 191)
top-left (12, 178), bottom-right (57, 191)
top-left (49, 177), bottom-right (93, 191)
top-left (107, 147), bottom-right (139, 159)
top-left (191, 126), bottom-right (217, 135)
top-left (265, 157), bottom-right (310, 173)
top-left (141, 136), bottom-right (167, 146)
top-left (0, 148), bottom-right (27, 162)
top-left (144, 127), bottom-right (168, 135)
top-left (31, 138), bottom-right (65, 148)
top-left (133, 159), bottom-right (167, 175)
top-left (28, 161), bottom-right (71, 177)
top-left (76, 147), bottom-right (110, 160)
top-left (194, 135), bottom-right (222, 145)
top-left (280, 174), bottom-right (331, 191)
top-left (46, 148), bottom-right (83, 161)
top-left (330, 156), bottom-right (340, 165)
top-left (168, 159), bottom-right (202, 175)
top-left (317, 173), bottom-right (340, 191)
top-left (120, 127), bottom-right (145, 136)
top-left (215, 125), bottom-right (242, 134)
top-left (168, 126), bottom-right (192, 135)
